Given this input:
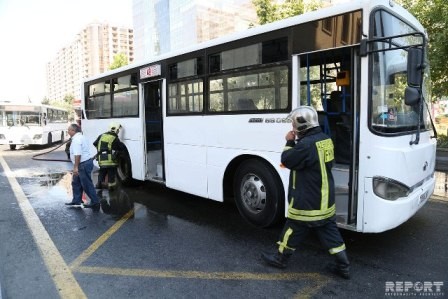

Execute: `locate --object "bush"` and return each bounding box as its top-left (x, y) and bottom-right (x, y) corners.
top-left (437, 134), bottom-right (448, 148)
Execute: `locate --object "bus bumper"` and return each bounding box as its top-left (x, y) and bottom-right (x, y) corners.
top-left (361, 176), bottom-right (435, 233)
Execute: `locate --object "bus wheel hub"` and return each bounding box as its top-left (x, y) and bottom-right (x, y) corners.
top-left (241, 174), bottom-right (266, 213)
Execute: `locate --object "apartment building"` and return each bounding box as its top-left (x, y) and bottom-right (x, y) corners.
top-left (46, 23), bottom-right (134, 101)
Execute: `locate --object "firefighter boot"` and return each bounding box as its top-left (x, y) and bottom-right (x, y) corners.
top-left (327, 250), bottom-right (350, 279)
top-left (261, 250), bottom-right (292, 269)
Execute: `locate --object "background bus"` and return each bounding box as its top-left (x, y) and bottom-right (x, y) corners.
top-left (0, 102), bottom-right (68, 150)
top-left (80, 0), bottom-right (436, 233)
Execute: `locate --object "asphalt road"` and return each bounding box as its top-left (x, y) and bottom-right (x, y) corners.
top-left (0, 144), bottom-right (447, 299)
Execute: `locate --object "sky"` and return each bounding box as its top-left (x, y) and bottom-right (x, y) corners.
top-left (0, 0), bottom-right (132, 103)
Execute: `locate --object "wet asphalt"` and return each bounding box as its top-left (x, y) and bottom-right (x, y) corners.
top-left (0, 143), bottom-right (447, 299)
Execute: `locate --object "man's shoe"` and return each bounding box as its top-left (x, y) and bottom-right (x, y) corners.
top-left (65, 202), bottom-right (82, 206)
top-left (325, 263), bottom-right (350, 279)
top-left (326, 251), bottom-right (350, 279)
top-left (83, 203), bottom-right (100, 210)
top-left (261, 251), bottom-right (290, 269)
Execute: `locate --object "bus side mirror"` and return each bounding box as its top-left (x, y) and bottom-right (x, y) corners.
top-left (359, 39), bottom-right (368, 57)
top-left (405, 86), bottom-right (420, 106)
top-left (407, 47), bottom-right (423, 87)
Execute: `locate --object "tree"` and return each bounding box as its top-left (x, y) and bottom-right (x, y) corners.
top-left (109, 52), bottom-right (129, 70)
top-left (63, 94), bottom-right (74, 105)
top-left (252, 0), bottom-right (322, 25)
top-left (398, 0), bottom-right (448, 100)
top-left (41, 97), bottom-right (50, 105)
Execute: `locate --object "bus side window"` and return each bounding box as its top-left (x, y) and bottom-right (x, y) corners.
top-left (236, 98), bottom-right (257, 111)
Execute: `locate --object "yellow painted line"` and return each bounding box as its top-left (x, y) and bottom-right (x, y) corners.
top-left (0, 155), bottom-right (86, 299)
top-left (76, 265), bottom-right (324, 280)
top-left (76, 266), bottom-right (329, 298)
top-left (70, 209), bottom-right (135, 269)
top-left (68, 203), bottom-right (330, 298)
top-left (76, 266), bottom-right (330, 299)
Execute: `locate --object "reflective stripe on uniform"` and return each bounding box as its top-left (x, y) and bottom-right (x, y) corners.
top-left (97, 134), bottom-right (117, 167)
top-left (292, 170), bottom-right (296, 190)
top-left (329, 243), bottom-right (346, 254)
top-left (287, 202), bottom-right (336, 221)
top-left (277, 227), bottom-right (295, 253)
top-left (315, 139), bottom-right (333, 211)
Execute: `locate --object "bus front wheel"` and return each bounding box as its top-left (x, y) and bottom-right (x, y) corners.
top-left (47, 133), bottom-right (52, 146)
top-left (9, 144), bottom-right (16, 150)
top-left (233, 159), bottom-right (284, 228)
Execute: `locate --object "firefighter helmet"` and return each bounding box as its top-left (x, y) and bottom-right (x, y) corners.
top-left (288, 106), bottom-right (319, 133)
top-left (109, 122), bottom-right (121, 133)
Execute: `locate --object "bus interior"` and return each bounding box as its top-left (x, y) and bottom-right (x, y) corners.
top-left (143, 80), bottom-right (164, 182)
top-left (299, 46), bottom-right (358, 229)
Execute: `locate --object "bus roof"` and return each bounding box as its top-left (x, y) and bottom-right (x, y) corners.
top-left (83, 0), bottom-right (422, 83)
top-left (0, 102), bottom-right (67, 111)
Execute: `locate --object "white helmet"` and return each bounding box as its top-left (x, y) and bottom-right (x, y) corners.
top-left (109, 122), bottom-right (121, 133)
top-left (288, 106), bottom-right (319, 133)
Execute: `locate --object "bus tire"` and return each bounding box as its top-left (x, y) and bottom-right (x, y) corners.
top-left (233, 159), bottom-right (284, 228)
top-left (60, 132), bottom-right (64, 143)
top-left (116, 151), bottom-right (139, 186)
top-left (47, 133), bottom-right (52, 146)
top-left (9, 144), bottom-right (16, 150)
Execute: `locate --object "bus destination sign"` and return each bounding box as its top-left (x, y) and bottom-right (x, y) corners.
top-left (140, 64), bottom-right (161, 79)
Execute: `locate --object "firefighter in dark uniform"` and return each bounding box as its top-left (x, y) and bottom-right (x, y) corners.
top-left (261, 106), bottom-right (350, 279)
top-left (93, 122), bottom-right (125, 190)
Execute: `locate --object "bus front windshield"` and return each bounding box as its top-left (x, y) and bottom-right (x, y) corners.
top-left (370, 9), bottom-right (431, 134)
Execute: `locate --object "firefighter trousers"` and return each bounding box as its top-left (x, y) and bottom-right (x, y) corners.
top-left (277, 217), bottom-right (346, 255)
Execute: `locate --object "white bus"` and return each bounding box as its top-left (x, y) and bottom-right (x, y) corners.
top-left (80, 0), bottom-right (436, 233)
top-left (0, 102), bottom-right (68, 150)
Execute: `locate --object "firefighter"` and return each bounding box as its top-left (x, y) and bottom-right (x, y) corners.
top-left (261, 106), bottom-right (350, 279)
top-left (93, 122), bottom-right (125, 190)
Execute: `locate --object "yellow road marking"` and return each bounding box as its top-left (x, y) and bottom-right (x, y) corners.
top-left (68, 205), bottom-right (329, 298)
top-left (70, 209), bottom-right (135, 269)
top-left (75, 265), bottom-right (322, 280)
top-left (0, 155), bottom-right (86, 299)
top-left (1, 152), bottom-right (330, 299)
top-left (75, 266), bottom-right (329, 298)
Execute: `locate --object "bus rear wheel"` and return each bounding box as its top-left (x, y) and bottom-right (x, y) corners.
top-left (117, 151), bottom-right (139, 186)
top-left (233, 159), bottom-right (284, 228)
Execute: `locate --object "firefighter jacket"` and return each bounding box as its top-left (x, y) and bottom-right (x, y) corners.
top-left (281, 127), bottom-right (335, 223)
top-left (93, 132), bottom-right (123, 168)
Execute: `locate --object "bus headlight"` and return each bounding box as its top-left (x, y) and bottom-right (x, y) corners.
top-left (372, 176), bottom-right (410, 201)
top-left (33, 134), bottom-right (42, 140)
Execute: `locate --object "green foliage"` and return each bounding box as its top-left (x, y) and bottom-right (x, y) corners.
top-left (41, 97), bottom-right (50, 105)
top-left (109, 52), bottom-right (129, 70)
top-left (437, 134), bottom-right (448, 148)
top-left (63, 94), bottom-right (74, 104)
top-left (398, 0), bottom-right (448, 100)
top-left (252, 0), bottom-right (322, 25)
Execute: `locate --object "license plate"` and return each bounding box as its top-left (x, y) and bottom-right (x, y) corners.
top-left (418, 191), bottom-right (428, 205)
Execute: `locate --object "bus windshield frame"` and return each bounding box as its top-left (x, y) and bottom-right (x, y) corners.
top-left (368, 9), bottom-right (431, 135)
